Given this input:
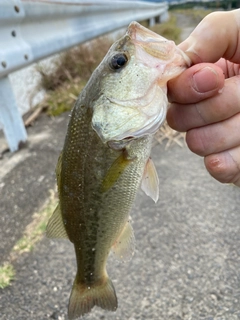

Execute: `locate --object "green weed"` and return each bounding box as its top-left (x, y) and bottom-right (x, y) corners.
top-left (0, 190), bottom-right (58, 289)
top-left (0, 263), bottom-right (15, 289)
top-left (12, 190), bottom-right (57, 256)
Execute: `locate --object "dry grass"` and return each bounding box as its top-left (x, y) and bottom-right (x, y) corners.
top-left (154, 122), bottom-right (186, 149)
top-left (38, 37), bottom-right (112, 92)
top-left (150, 14), bottom-right (181, 44)
top-left (174, 8), bottom-right (214, 24)
top-left (37, 37), bottom-right (113, 116)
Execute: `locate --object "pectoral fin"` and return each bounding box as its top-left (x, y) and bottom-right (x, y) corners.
top-left (111, 218), bottom-right (135, 261)
top-left (46, 204), bottom-right (69, 239)
top-left (141, 157), bottom-right (159, 203)
top-left (101, 150), bottom-right (132, 193)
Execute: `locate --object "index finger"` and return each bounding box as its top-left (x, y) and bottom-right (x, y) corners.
top-left (180, 10), bottom-right (240, 64)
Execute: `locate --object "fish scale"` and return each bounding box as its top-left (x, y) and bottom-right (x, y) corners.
top-left (46, 21), bottom-right (190, 319)
top-left (62, 98), bottom-right (152, 312)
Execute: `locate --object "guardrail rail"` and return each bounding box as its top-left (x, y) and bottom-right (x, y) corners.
top-left (0, 0), bottom-right (168, 152)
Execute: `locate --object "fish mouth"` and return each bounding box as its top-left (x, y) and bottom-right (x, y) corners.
top-left (127, 21), bottom-right (175, 60)
top-left (127, 21), bottom-right (191, 68)
top-left (127, 21), bottom-right (166, 42)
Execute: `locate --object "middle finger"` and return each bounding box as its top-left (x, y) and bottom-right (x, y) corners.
top-left (167, 76), bottom-right (240, 132)
top-left (186, 112), bottom-right (240, 156)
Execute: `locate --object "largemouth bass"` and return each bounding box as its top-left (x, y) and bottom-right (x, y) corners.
top-left (46, 21), bottom-right (190, 319)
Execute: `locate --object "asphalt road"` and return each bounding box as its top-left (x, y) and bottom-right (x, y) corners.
top-left (1, 108), bottom-right (240, 320)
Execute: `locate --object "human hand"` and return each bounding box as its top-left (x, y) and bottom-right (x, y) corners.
top-left (167, 9), bottom-right (240, 187)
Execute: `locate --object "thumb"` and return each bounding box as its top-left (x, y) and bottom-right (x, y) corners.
top-left (179, 10), bottom-right (240, 64)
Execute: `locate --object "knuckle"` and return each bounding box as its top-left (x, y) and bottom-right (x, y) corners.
top-left (167, 105), bottom-right (187, 132)
top-left (186, 129), bottom-right (207, 156)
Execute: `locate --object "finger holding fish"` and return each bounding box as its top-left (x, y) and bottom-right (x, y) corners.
top-left (167, 9), bottom-right (240, 188)
top-left (167, 63), bottom-right (224, 104)
top-left (167, 75), bottom-right (239, 132)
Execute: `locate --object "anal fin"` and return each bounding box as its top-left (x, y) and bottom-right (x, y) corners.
top-left (46, 204), bottom-right (69, 239)
top-left (111, 218), bottom-right (135, 261)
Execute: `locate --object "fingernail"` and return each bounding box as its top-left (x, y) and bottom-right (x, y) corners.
top-left (193, 67), bottom-right (219, 93)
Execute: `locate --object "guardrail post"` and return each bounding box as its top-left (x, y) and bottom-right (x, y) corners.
top-left (149, 16), bottom-right (155, 27)
top-left (160, 11), bottom-right (169, 23)
top-left (0, 76), bottom-right (27, 152)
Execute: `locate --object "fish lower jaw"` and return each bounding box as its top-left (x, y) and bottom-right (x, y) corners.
top-left (109, 107), bottom-right (167, 143)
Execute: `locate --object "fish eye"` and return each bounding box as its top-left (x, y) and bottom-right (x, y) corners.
top-left (110, 53), bottom-right (128, 70)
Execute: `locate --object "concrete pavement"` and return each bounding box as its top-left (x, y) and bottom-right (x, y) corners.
top-left (1, 110), bottom-right (240, 320)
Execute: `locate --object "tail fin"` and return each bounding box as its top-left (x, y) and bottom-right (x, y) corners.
top-left (68, 276), bottom-right (118, 319)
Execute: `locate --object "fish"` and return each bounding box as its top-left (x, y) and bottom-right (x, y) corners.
top-left (46, 21), bottom-right (190, 319)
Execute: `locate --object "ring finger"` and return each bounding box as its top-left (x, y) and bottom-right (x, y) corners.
top-left (204, 145), bottom-right (240, 186)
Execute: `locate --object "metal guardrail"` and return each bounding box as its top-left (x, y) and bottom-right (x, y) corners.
top-left (0, 0), bottom-right (168, 152)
